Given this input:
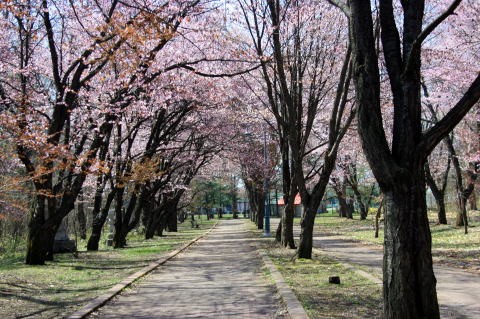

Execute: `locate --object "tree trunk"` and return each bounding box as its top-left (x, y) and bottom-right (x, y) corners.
top-left (145, 206), bottom-right (164, 240)
top-left (77, 193), bottom-right (87, 240)
top-left (113, 229), bottom-right (128, 248)
top-left (375, 199), bottom-right (383, 238)
top-left (257, 197), bottom-right (264, 230)
top-left (145, 216), bottom-right (158, 239)
top-left (113, 187), bottom-right (127, 248)
top-left (425, 165), bottom-right (448, 225)
top-left (297, 206), bottom-right (316, 259)
top-left (275, 220), bottom-right (282, 242)
top-left (167, 211), bottom-right (178, 232)
top-left (469, 191), bottom-right (477, 210)
top-left (87, 190), bottom-right (116, 251)
top-left (281, 203), bottom-right (296, 248)
top-left (25, 218), bottom-right (52, 265)
top-left (346, 198), bottom-right (354, 219)
top-left (351, 185), bottom-right (368, 220)
top-left (166, 197), bottom-right (179, 232)
top-left (337, 194), bottom-right (348, 218)
top-left (25, 198), bottom-right (66, 264)
top-left (382, 175), bottom-right (439, 319)
top-left (437, 198), bottom-right (447, 225)
top-left (87, 221), bottom-right (104, 251)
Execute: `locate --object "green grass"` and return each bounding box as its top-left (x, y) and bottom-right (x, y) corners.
top-left (310, 210), bottom-right (480, 270)
top-left (266, 245), bottom-right (382, 318)
top-left (0, 218), bottom-right (216, 319)
top-left (248, 220), bottom-right (382, 318)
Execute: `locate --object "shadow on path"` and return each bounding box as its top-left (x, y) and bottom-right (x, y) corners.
top-left (94, 220), bottom-right (286, 319)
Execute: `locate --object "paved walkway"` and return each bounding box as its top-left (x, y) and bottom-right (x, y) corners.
top-left (94, 219), bottom-right (287, 319)
top-left (270, 218), bottom-right (480, 319)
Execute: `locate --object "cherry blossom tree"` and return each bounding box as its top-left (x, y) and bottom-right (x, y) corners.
top-left (238, 0), bottom-right (355, 257)
top-left (0, 0), bottom-right (222, 264)
top-left (328, 0), bottom-right (480, 317)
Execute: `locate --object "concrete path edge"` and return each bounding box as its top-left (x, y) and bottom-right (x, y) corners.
top-left (66, 221), bottom-right (219, 319)
top-left (258, 250), bottom-right (309, 319)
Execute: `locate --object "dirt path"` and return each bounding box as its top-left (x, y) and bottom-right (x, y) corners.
top-left (93, 219), bottom-right (287, 319)
top-left (270, 218), bottom-right (480, 318)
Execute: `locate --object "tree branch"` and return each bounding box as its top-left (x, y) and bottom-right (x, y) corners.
top-left (420, 73), bottom-right (480, 156)
top-left (404, 0), bottom-right (463, 76)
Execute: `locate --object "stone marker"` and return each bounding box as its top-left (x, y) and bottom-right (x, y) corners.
top-left (53, 218), bottom-right (76, 253)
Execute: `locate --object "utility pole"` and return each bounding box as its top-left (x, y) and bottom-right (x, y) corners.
top-left (263, 129), bottom-right (271, 236)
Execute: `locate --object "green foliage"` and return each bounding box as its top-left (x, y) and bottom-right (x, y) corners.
top-left (189, 178), bottom-right (233, 212)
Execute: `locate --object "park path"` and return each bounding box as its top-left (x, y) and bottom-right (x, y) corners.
top-left (93, 219), bottom-right (287, 319)
top-left (269, 218), bottom-right (480, 319)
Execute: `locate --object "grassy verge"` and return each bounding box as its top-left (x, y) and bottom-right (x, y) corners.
top-left (248, 221), bottom-right (383, 319)
top-left (311, 210), bottom-right (480, 272)
top-left (0, 218), bottom-right (216, 319)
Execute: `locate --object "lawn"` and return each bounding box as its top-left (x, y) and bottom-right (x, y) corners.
top-left (311, 210), bottom-right (480, 272)
top-left (0, 218), bottom-right (216, 319)
top-left (248, 221), bottom-right (383, 319)
top-left (269, 248), bottom-right (382, 319)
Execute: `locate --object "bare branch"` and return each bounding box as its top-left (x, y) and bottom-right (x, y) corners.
top-left (420, 73), bottom-right (480, 157)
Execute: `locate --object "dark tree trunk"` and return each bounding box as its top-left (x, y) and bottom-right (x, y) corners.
top-left (87, 190), bottom-right (116, 251)
top-left (426, 178), bottom-right (448, 225)
top-left (113, 229), bottom-right (128, 248)
top-left (275, 220), bottom-right (282, 242)
top-left (382, 172), bottom-right (439, 319)
top-left (257, 198), bottom-right (264, 230)
top-left (297, 206), bottom-right (316, 259)
top-left (145, 204), bottom-right (164, 240)
top-left (346, 198), bottom-right (354, 219)
top-left (145, 214), bottom-right (159, 239)
top-left (375, 198), bottom-right (383, 238)
top-left (345, 0), bottom-right (480, 317)
top-left (166, 197), bottom-right (180, 232)
top-left (26, 227), bottom-right (54, 265)
top-left (167, 211), bottom-right (177, 232)
top-left (25, 202), bottom-right (55, 265)
top-left (425, 161), bottom-right (448, 225)
top-left (77, 192), bottom-right (87, 240)
top-left (26, 195), bottom-right (74, 264)
top-left (281, 203), bottom-right (296, 248)
top-left (437, 197), bottom-right (447, 225)
top-left (113, 187), bottom-right (127, 248)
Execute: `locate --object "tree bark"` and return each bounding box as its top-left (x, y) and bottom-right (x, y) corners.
top-left (345, 0), bottom-right (480, 317)
top-left (425, 163), bottom-right (448, 225)
top-left (297, 206), bottom-right (316, 259)
top-left (281, 202), bottom-right (296, 248)
top-left (77, 192), bottom-right (87, 240)
top-left (275, 220), bottom-right (282, 242)
top-left (87, 190), bottom-right (116, 251)
top-left (375, 198), bottom-right (383, 238)
top-left (167, 210), bottom-right (178, 232)
top-left (382, 172), bottom-right (439, 319)
top-left (25, 210), bottom-right (56, 265)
